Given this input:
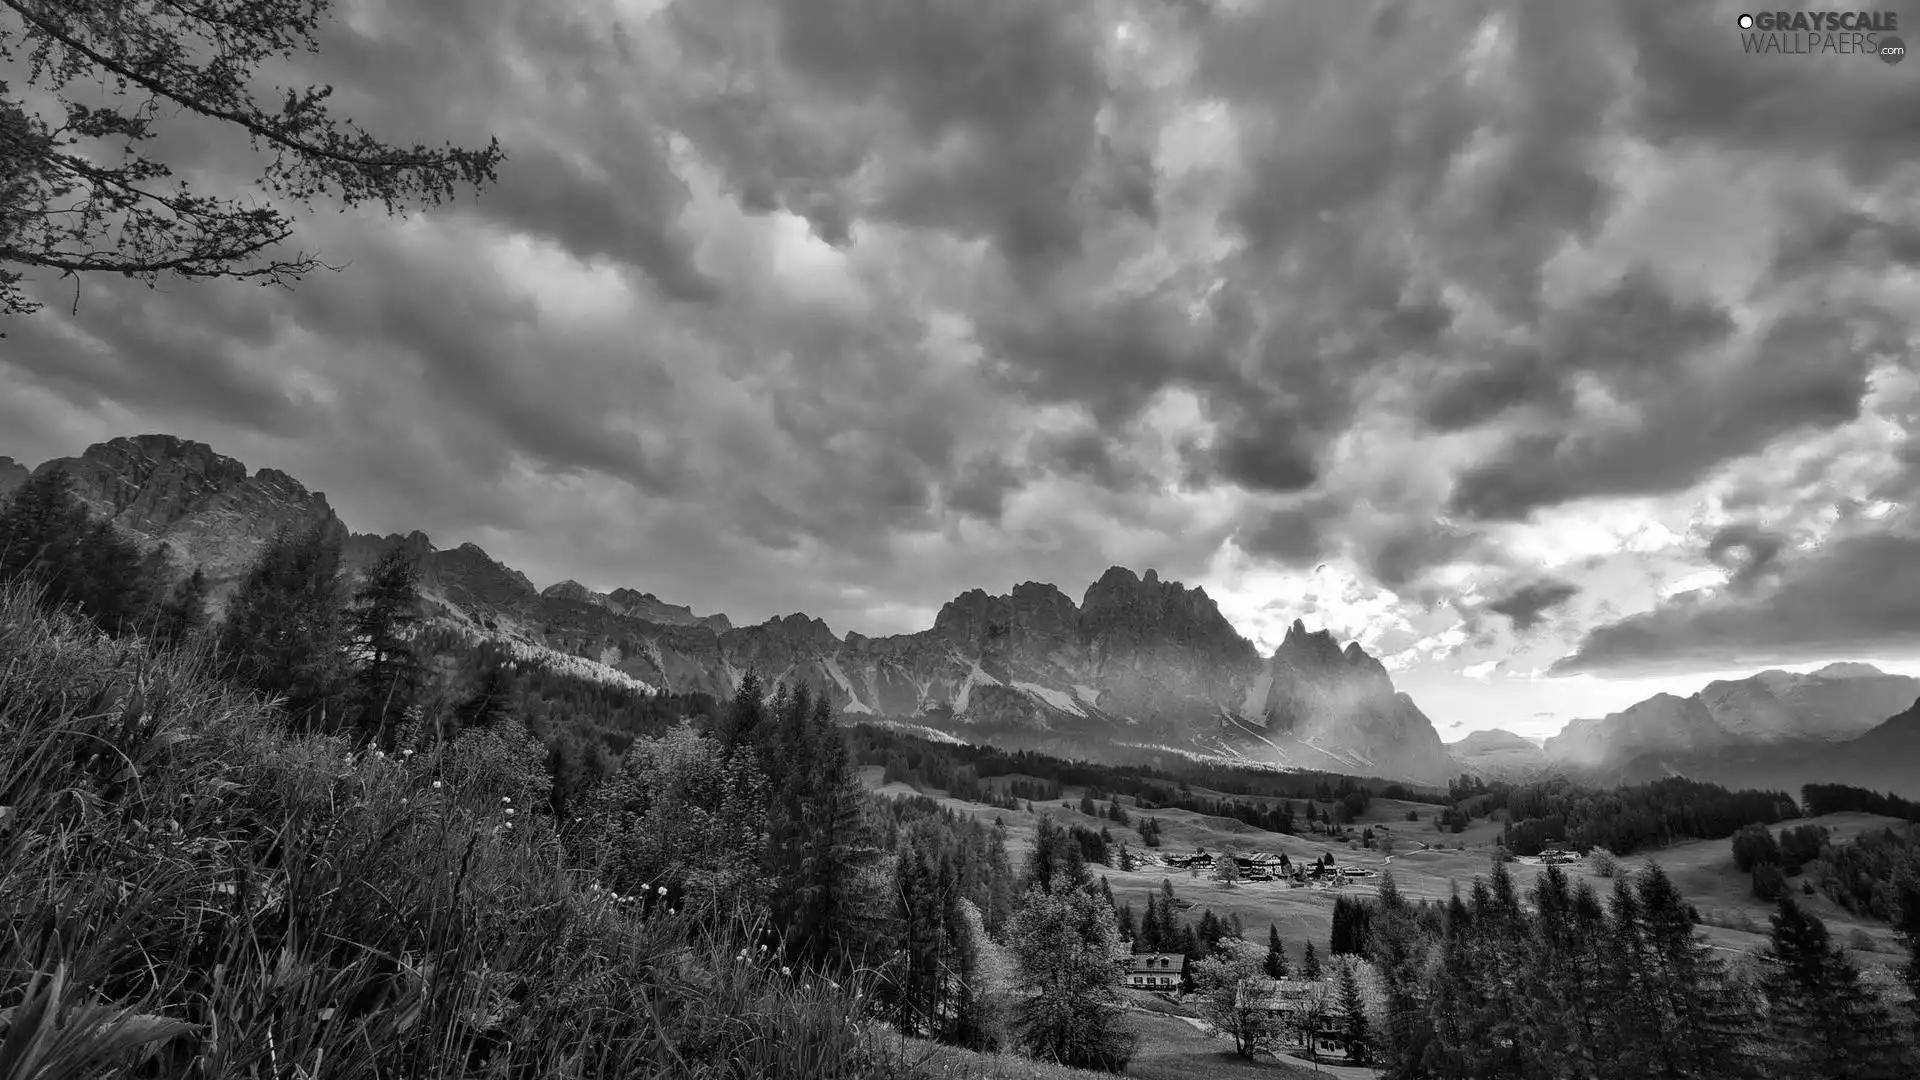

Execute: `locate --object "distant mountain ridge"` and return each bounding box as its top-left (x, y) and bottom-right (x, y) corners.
top-left (7, 434), bottom-right (1456, 785)
top-left (1543, 665), bottom-right (1920, 770)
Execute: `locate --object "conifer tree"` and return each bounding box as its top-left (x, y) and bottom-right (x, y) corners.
top-left (781, 691), bottom-right (881, 972)
top-left (1265, 924), bottom-right (1290, 979)
top-left (1140, 894), bottom-right (1162, 952)
top-left (717, 669), bottom-right (766, 756)
top-left (1633, 863), bottom-right (1758, 1079)
top-left (217, 522), bottom-right (347, 731)
top-left (1302, 941), bottom-right (1321, 982)
top-left (1759, 895), bottom-right (1911, 1080)
top-left (985, 820), bottom-right (1017, 937)
top-left (1336, 957), bottom-right (1371, 1065)
top-left (344, 544), bottom-right (423, 746)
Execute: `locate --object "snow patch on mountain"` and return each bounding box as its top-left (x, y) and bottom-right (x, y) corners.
top-left (1015, 681), bottom-right (1086, 717)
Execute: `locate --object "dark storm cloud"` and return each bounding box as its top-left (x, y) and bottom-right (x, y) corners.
top-left (1551, 521), bottom-right (1920, 674)
top-left (1237, 497), bottom-right (1341, 566)
top-left (8, 0), bottom-right (1920, 648)
top-left (4, 277), bottom-right (315, 435)
top-left (1486, 578), bottom-right (1581, 632)
top-left (1447, 305), bottom-right (1885, 521)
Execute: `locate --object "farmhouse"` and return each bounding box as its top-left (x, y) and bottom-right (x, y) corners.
top-left (1124, 952), bottom-right (1187, 990)
top-left (1250, 978), bottom-right (1355, 1059)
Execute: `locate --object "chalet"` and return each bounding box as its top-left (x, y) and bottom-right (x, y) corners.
top-left (1249, 979), bottom-right (1354, 1059)
top-left (1124, 952), bottom-right (1187, 991)
top-left (1539, 847), bottom-right (1579, 864)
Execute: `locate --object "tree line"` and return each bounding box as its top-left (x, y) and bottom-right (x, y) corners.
top-left (1349, 862), bottom-right (1918, 1079)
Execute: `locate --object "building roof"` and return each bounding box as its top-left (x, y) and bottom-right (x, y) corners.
top-left (1126, 953), bottom-right (1187, 974)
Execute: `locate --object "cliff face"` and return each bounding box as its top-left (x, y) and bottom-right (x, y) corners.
top-left (6, 434), bottom-right (1459, 785)
top-left (29, 434), bottom-right (346, 605)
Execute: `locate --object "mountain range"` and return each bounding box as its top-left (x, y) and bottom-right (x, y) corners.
top-left (12, 434), bottom-right (1918, 796)
top-left (1450, 664), bottom-right (1920, 797)
top-left (6, 435), bottom-right (1455, 784)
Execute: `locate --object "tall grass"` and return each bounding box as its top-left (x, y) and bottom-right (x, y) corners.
top-left (0, 583), bottom-right (943, 1079)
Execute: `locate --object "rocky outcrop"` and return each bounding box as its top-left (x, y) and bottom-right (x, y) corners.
top-left (30, 435), bottom-right (346, 597)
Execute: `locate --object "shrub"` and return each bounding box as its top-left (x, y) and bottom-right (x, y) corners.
top-left (1588, 848), bottom-right (1620, 878)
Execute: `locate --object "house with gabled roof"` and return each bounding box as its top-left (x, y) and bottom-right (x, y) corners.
top-left (1123, 952), bottom-right (1187, 991)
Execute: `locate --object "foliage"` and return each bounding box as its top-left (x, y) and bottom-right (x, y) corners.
top-left (1190, 940), bottom-right (1283, 1059)
top-left (1758, 896), bottom-right (1914, 1079)
top-left (580, 720), bottom-right (773, 921)
top-left (0, 0), bottom-right (501, 320)
top-left (0, 582), bottom-right (919, 1079)
top-left (214, 521), bottom-right (348, 732)
top-left (342, 544), bottom-right (424, 745)
top-left (1801, 784), bottom-right (1920, 822)
top-left (1003, 878), bottom-right (1135, 1073)
top-left (1496, 776), bottom-right (1799, 858)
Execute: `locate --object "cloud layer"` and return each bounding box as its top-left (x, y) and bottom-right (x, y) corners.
top-left (4, 0), bottom-right (1917, 717)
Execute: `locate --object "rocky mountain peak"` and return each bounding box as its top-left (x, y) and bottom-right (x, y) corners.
top-left (543, 579), bottom-right (595, 603)
top-left (26, 435), bottom-right (344, 596)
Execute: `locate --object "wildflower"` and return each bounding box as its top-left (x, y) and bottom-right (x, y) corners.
top-left (658, 885), bottom-right (668, 896)
top-left (759, 944), bottom-right (767, 953)
top-left (668, 908), bottom-right (676, 915)
top-left (403, 749), bottom-right (415, 758)
top-left (505, 808), bottom-right (516, 817)
top-left (501, 796), bottom-right (512, 804)
top-left (432, 780), bottom-right (443, 789)
top-left (782, 967), bottom-right (792, 977)
top-left (400, 799), bottom-right (409, 807)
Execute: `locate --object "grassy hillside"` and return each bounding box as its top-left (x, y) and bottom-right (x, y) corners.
top-left (0, 585), bottom-right (1027, 1080)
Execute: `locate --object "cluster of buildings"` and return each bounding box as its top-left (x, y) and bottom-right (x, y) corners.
top-left (1154, 848), bottom-right (1377, 888)
top-left (1119, 956), bottom-right (1355, 1060)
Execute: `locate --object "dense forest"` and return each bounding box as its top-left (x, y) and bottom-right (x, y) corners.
top-left (1465, 775), bottom-right (1802, 857)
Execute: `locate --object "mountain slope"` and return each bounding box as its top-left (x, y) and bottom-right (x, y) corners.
top-left (9, 434), bottom-right (1456, 785)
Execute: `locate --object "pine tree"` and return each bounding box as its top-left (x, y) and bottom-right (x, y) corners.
top-left (1760, 895), bottom-right (1911, 1079)
top-left (717, 669), bottom-right (766, 756)
top-left (985, 820), bottom-right (1017, 937)
top-left (1140, 894), bottom-right (1162, 952)
top-left (781, 692), bottom-right (882, 972)
top-left (1634, 862), bottom-right (1759, 1079)
top-left (344, 544), bottom-right (423, 746)
top-left (1265, 924), bottom-right (1290, 979)
top-left (217, 522), bottom-right (347, 731)
top-left (1302, 941), bottom-right (1322, 982)
top-left (1336, 957), bottom-right (1371, 1065)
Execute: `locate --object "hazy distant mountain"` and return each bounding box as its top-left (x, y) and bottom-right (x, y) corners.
top-left (1543, 664), bottom-right (1920, 771)
top-left (1544, 693), bottom-right (1735, 769)
top-left (1448, 728), bottom-right (1551, 778)
top-left (1613, 696), bottom-right (1920, 800)
top-left (8, 434), bottom-right (1456, 785)
top-left (1697, 664), bottom-right (1917, 742)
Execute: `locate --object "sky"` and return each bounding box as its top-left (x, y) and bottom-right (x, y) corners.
top-left (4, 0), bottom-right (1920, 740)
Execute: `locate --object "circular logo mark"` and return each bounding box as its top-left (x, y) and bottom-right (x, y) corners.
top-left (1881, 34), bottom-right (1906, 64)
top-left (1738, 13), bottom-right (1755, 29)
